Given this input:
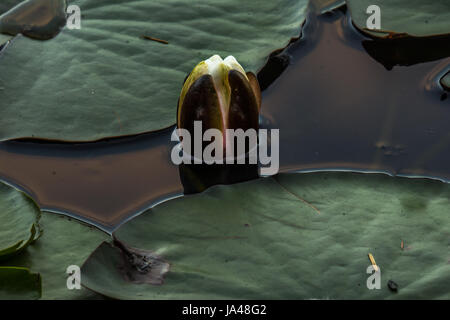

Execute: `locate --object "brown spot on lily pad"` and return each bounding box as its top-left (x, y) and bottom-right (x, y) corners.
top-left (0, 0), bottom-right (67, 40)
top-left (113, 238), bottom-right (170, 286)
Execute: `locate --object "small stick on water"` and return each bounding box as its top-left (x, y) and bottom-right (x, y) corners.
top-left (368, 253), bottom-right (379, 272)
top-left (141, 35), bottom-right (169, 44)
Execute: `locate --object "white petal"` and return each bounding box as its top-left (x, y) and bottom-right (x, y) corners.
top-left (224, 55), bottom-right (247, 79)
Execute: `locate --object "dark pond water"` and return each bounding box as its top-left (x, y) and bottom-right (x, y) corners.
top-left (0, 128), bottom-right (183, 232)
top-left (260, 6), bottom-right (450, 179)
top-left (0, 4), bottom-right (449, 233)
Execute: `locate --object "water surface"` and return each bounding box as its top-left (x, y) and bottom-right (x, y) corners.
top-left (0, 6), bottom-right (449, 232)
top-left (260, 8), bottom-right (450, 180)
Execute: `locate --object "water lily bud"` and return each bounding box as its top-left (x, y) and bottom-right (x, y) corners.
top-left (177, 55), bottom-right (261, 146)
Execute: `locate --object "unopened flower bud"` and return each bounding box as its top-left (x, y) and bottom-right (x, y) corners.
top-left (177, 55), bottom-right (261, 146)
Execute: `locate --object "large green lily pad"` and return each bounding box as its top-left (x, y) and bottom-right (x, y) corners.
top-left (346, 0), bottom-right (450, 37)
top-left (0, 33), bottom-right (12, 45)
top-left (82, 172), bottom-right (450, 299)
top-left (1, 212), bottom-right (110, 299)
top-left (0, 178), bottom-right (108, 298)
top-left (0, 0), bottom-right (307, 141)
top-left (0, 267), bottom-right (41, 299)
top-left (0, 181), bottom-right (41, 260)
top-left (441, 72), bottom-right (450, 91)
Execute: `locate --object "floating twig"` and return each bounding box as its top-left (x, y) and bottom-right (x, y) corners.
top-left (141, 35), bottom-right (169, 44)
top-left (368, 253), bottom-right (379, 272)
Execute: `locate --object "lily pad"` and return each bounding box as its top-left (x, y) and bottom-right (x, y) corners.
top-left (346, 0), bottom-right (450, 37)
top-left (0, 33), bottom-right (12, 46)
top-left (0, 181), bottom-right (41, 260)
top-left (0, 0), bottom-right (19, 45)
top-left (82, 172), bottom-right (450, 299)
top-left (0, 0), bottom-right (307, 141)
top-left (1, 212), bottom-right (110, 299)
top-left (0, 267), bottom-right (41, 299)
top-left (0, 1), bottom-right (24, 14)
top-left (441, 72), bottom-right (450, 91)
top-left (318, 0), bottom-right (346, 14)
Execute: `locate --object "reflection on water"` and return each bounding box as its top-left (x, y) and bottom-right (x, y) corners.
top-left (180, 162), bottom-right (258, 194)
top-left (0, 5), bottom-right (449, 232)
top-left (361, 35), bottom-right (450, 71)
